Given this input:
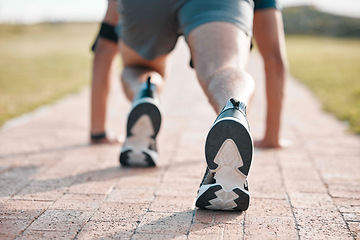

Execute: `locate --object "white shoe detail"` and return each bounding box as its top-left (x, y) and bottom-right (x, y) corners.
top-left (213, 139), bottom-right (246, 191)
top-left (122, 114), bottom-right (157, 165)
top-left (206, 189), bottom-right (238, 210)
top-left (127, 151), bottom-right (148, 167)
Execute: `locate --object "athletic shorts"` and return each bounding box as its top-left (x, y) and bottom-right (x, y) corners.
top-left (253, 0), bottom-right (281, 11)
top-left (116, 0), bottom-right (254, 60)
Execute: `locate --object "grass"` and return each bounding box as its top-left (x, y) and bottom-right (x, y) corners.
top-left (0, 23), bottom-right (98, 127)
top-left (282, 6), bottom-right (360, 38)
top-left (286, 35), bottom-right (360, 134)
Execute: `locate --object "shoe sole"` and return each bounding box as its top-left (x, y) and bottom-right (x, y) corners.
top-left (196, 117), bottom-right (253, 211)
top-left (119, 98), bottom-right (161, 167)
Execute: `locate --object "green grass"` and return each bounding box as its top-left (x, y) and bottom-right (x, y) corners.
top-left (0, 23), bottom-right (98, 127)
top-left (286, 35), bottom-right (360, 134)
top-left (283, 6), bottom-right (360, 38)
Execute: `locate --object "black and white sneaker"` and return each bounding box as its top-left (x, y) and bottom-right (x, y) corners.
top-left (195, 98), bottom-right (253, 211)
top-left (119, 77), bottom-right (162, 167)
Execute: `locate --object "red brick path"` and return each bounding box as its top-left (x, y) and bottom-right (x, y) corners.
top-left (0, 39), bottom-right (359, 239)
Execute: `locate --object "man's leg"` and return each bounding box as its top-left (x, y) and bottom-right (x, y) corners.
top-left (90, 0), bottom-right (120, 144)
top-left (119, 42), bottom-right (168, 101)
top-left (188, 22), bottom-right (255, 114)
top-left (253, 8), bottom-right (289, 148)
top-left (118, 42), bottom-right (170, 167)
top-left (188, 22), bottom-right (255, 211)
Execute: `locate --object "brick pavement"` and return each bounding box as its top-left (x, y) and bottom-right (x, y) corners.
top-left (0, 38), bottom-right (359, 239)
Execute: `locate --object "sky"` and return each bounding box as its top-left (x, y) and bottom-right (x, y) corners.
top-left (0, 0), bottom-right (359, 24)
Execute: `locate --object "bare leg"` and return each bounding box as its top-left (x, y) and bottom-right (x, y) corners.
top-left (91, 0), bottom-right (120, 144)
top-left (190, 22), bottom-right (255, 211)
top-left (119, 42), bottom-right (168, 101)
top-left (188, 22), bottom-right (255, 114)
top-left (118, 42), bottom-right (170, 167)
top-left (253, 9), bottom-right (290, 148)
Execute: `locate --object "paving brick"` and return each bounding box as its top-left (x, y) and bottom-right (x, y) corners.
top-left (0, 196), bottom-right (9, 203)
top-left (12, 182), bottom-right (66, 201)
top-left (0, 219), bottom-right (32, 239)
top-left (106, 188), bottom-right (155, 203)
top-left (288, 192), bottom-right (336, 209)
top-left (49, 193), bottom-right (105, 211)
top-left (321, 169), bottom-right (360, 187)
top-left (149, 195), bottom-right (195, 213)
top-left (343, 213), bottom-right (360, 222)
top-left (91, 202), bottom-right (148, 222)
top-left (247, 198), bottom-right (293, 218)
top-left (0, 178), bottom-right (29, 199)
top-left (27, 209), bottom-right (92, 231)
top-left (0, 165), bottom-right (38, 180)
top-left (17, 230), bottom-right (76, 240)
top-left (245, 198), bottom-right (297, 239)
top-left (132, 233), bottom-right (187, 240)
top-left (247, 167), bottom-right (286, 199)
top-left (76, 221), bottom-right (135, 240)
top-left (328, 184), bottom-right (360, 199)
top-left (187, 222), bottom-right (224, 239)
top-left (244, 215), bottom-right (297, 239)
top-left (136, 211), bottom-right (193, 235)
top-left (281, 162), bottom-right (326, 194)
top-left (294, 208), bottom-right (353, 239)
top-left (213, 211), bottom-right (245, 224)
top-left (0, 200), bottom-right (51, 220)
top-left (284, 178), bottom-right (327, 193)
top-left (155, 179), bottom-right (199, 197)
top-left (120, 168), bottom-right (165, 179)
top-left (162, 161), bottom-right (205, 181)
top-left (193, 209), bottom-right (215, 223)
top-left (333, 197), bottom-right (360, 207)
top-left (115, 176), bottom-right (161, 189)
top-left (348, 222), bottom-right (360, 239)
top-left (223, 223), bottom-right (244, 239)
top-left (338, 205), bottom-right (360, 214)
top-left (68, 179), bottom-right (115, 195)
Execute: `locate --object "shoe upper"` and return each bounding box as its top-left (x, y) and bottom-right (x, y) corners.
top-left (215, 98), bottom-right (250, 132)
top-left (133, 77), bottom-right (158, 102)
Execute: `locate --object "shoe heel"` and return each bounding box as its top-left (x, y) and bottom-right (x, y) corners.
top-left (205, 118), bottom-right (253, 176)
top-left (120, 100), bottom-right (161, 167)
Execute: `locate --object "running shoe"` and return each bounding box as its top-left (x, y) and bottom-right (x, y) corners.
top-left (195, 98), bottom-right (253, 211)
top-left (119, 77), bottom-right (162, 167)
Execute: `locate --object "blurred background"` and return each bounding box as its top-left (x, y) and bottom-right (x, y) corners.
top-left (0, 0), bottom-right (359, 133)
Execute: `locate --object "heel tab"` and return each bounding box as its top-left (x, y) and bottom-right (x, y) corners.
top-left (147, 76), bottom-right (151, 88)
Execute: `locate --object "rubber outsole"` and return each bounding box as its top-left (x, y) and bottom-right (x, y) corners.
top-left (195, 185), bottom-right (250, 211)
top-left (205, 118), bottom-right (253, 176)
top-left (127, 101), bottom-right (161, 138)
top-left (196, 117), bottom-right (253, 211)
top-left (119, 100), bottom-right (161, 168)
top-left (119, 150), bottom-right (156, 167)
